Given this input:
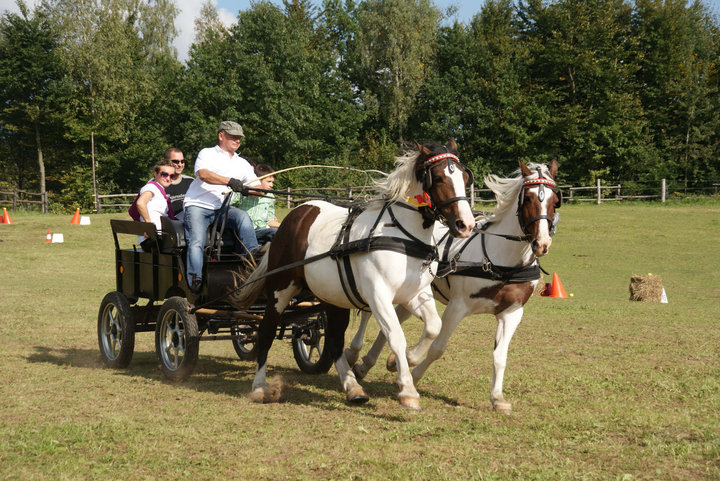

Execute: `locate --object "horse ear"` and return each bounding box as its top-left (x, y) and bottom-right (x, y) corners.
top-left (447, 138), bottom-right (457, 152)
top-left (519, 160), bottom-right (532, 177)
top-left (549, 157), bottom-right (558, 178)
top-left (415, 141), bottom-right (430, 156)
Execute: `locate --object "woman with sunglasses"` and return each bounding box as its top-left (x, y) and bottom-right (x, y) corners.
top-left (134, 158), bottom-right (177, 249)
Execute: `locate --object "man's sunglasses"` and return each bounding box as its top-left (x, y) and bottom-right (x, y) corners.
top-left (160, 172), bottom-right (179, 179)
top-left (171, 159), bottom-right (184, 164)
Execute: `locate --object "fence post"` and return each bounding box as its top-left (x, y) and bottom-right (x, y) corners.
top-left (286, 188), bottom-right (292, 209)
top-left (596, 178), bottom-right (602, 204)
top-left (347, 186), bottom-right (352, 200)
top-left (13, 188), bottom-right (18, 209)
top-left (661, 179), bottom-right (666, 203)
top-left (43, 191), bottom-right (49, 213)
top-left (470, 184), bottom-right (476, 208)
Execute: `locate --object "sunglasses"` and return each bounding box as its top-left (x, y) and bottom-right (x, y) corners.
top-left (159, 172), bottom-right (179, 179)
top-left (171, 159), bottom-right (184, 164)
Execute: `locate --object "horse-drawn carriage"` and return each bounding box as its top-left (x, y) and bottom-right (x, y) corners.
top-left (97, 211), bottom-right (335, 381)
top-left (97, 140), bottom-right (561, 412)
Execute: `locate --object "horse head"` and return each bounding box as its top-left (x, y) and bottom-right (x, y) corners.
top-left (517, 158), bottom-right (560, 257)
top-left (414, 139), bottom-right (475, 238)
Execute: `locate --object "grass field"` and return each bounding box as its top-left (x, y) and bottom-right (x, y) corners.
top-left (0, 201), bottom-right (719, 480)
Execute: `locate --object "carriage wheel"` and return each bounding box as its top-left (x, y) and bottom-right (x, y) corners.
top-left (230, 325), bottom-right (258, 361)
top-left (97, 291), bottom-right (135, 369)
top-left (155, 297), bottom-right (199, 382)
top-left (292, 310), bottom-right (333, 374)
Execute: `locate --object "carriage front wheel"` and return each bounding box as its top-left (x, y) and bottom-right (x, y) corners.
top-left (292, 310), bottom-right (333, 374)
top-left (97, 291), bottom-right (135, 369)
top-left (155, 296), bottom-right (199, 382)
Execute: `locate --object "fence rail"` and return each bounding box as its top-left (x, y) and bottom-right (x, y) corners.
top-left (2, 178), bottom-right (718, 214)
top-left (0, 189), bottom-right (49, 213)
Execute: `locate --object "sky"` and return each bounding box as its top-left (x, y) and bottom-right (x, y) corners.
top-left (2, 0), bottom-right (720, 63)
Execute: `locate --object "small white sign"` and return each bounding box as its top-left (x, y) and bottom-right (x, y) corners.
top-left (80, 216), bottom-right (91, 225)
top-left (660, 288), bottom-right (668, 304)
top-left (51, 233), bottom-right (64, 243)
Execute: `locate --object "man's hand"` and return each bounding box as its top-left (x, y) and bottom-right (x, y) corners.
top-left (228, 178), bottom-right (244, 192)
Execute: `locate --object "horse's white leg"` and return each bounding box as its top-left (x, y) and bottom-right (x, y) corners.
top-left (344, 311), bottom-right (372, 368)
top-left (404, 293), bottom-right (444, 367)
top-left (353, 305), bottom-right (411, 379)
top-left (366, 296), bottom-right (421, 410)
top-left (335, 349), bottom-right (369, 403)
top-left (490, 307), bottom-right (524, 414)
top-left (411, 300), bottom-right (468, 384)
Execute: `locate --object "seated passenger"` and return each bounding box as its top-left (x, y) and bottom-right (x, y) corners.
top-left (231, 163), bottom-right (280, 245)
top-left (162, 147), bottom-right (194, 221)
top-left (134, 159), bottom-right (176, 250)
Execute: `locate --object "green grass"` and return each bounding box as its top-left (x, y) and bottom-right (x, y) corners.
top-left (0, 202), bottom-right (719, 480)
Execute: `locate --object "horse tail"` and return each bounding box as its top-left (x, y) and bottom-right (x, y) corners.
top-left (228, 249), bottom-right (270, 309)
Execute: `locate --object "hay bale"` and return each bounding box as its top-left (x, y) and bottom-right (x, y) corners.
top-left (629, 274), bottom-right (663, 302)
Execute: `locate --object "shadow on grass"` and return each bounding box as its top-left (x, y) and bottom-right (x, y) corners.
top-left (25, 345), bottom-right (439, 420)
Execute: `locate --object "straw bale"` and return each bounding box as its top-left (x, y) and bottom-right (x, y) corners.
top-left (533, 276), bottom-right (547, 297)
top-left (629, 274), bottom-right (663, 302)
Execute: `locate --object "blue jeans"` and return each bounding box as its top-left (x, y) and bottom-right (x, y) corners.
top-left (255, 227), bottom-right (277, 245)
top-left (184, 205), bottom-right (258, 283)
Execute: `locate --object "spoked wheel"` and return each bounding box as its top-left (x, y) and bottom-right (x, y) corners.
top-left (97, 291), bottom-right (135, 368)
top-left (231, 325), bottom-right (258, 361)
top-left (155, 296), bottom-right (199, 382)
top-left (292, 311), bottom-right (333, 374)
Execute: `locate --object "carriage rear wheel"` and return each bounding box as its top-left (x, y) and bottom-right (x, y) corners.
top-left (155, 296), bottom-right (199, 382)
top-left (292, 311), bottom-right (333, 374)
top-left (97, 291), bottom-right (135, 368)
top-left (231, 325), bottom-right (258, 361)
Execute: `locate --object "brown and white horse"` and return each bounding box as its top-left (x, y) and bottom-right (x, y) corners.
top-left (345, 160), bottom-right (561, 413)
top-left (230, 140), bottom-right (475, 410)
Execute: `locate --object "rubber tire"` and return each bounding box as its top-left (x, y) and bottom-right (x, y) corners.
top-left (292, 311), bottom-right (333, 374)
top-left (155, 296), bottom-right (199, 382)
top-left (230, 326), bottom-right (258, 361)
top-left (97, 291), bottom-right (135, 368)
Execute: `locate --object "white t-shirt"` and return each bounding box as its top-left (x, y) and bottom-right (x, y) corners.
top-left (183, 145), bottom-right (258, 210)
top-left (137, 182), bottom-right (168, 244)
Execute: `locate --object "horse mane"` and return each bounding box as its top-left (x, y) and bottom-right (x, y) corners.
top-left (369, 149), bottom-right (421, 207)
top-left (483, 162), bottom-right (552, 221)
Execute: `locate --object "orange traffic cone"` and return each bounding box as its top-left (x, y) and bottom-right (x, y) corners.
top-left (46, 230), bottom-right (52, 242)
top-left (2, 208), bottom-right (13, 224)
top-left (70, 208), bottom-right (80, 224)
top-left (549, 272), bottom-right (568, 298)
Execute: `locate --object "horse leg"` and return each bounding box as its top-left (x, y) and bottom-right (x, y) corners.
top-left (403, 291), bottom-right (444, 368)
top-left (344, 310), bottom-right (372, 368)
top-left (354, 305), bottom-right (410, 379)
top-left (325, 306), bottom-right (369, 404)
top-left (411, 301), bottom-right (468, 384)
top-left (250, 282), bottom-right (300, 403)
top-left (368, 293), bottom-right (440, 411)
top-left (490, 307), bottom-right (523, 414)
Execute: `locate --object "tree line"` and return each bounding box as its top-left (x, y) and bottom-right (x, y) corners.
top-left (1, 0), bottom-right (719, 212)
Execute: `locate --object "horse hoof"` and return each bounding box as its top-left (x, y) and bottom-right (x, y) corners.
top-left (398, 395), bottom-right (421, 411)
top-left (352, 363), bottom-right (367, 380)
top-left (346, 387), bottom-right (370, 404)
top-left (248, 387), bottom-right (266, 404)
top-left (493, 401), bottom-right (512, 414)
top-left (386, 353), bottom-right (397, 372)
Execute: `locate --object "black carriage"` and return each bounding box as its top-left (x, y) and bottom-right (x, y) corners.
top-left (97, 214), bottom-right (333, 381)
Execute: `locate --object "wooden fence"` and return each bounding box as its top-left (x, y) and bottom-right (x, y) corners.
top-left (0, 188), bottom-right (49, 213)
top-left (2, 178), bottom-right (718, 214)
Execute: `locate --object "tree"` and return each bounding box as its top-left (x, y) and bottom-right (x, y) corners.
top-left (355, 0), bottom-right (441, 141)
top-left (0, 1), bottom-right (64, 201)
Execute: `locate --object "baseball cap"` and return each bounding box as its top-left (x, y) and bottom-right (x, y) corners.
top-left (218, 120), bottom-right (244, 137)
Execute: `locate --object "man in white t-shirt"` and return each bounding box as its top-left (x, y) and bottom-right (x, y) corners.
top-left (183, 121), bottom-right (260, 291)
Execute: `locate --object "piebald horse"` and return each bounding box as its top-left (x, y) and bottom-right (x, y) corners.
top-left (345, 160), bottom-right (561, 413)
top-left (230, 140), bottom-right (475, 410)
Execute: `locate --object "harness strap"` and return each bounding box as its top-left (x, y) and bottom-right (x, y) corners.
top-left (333, 207), bottom-right (368, 310)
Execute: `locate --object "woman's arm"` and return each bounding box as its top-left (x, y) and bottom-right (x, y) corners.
top-left (135, 190), bottom-right (154, 225)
